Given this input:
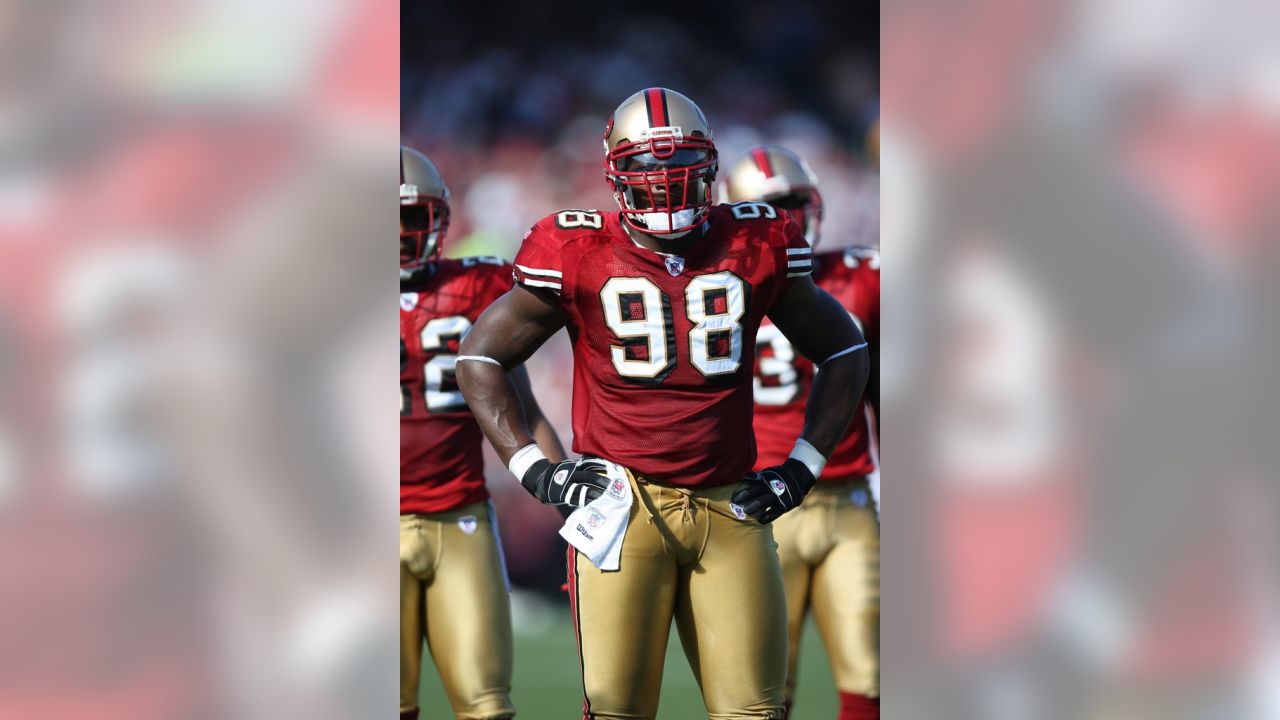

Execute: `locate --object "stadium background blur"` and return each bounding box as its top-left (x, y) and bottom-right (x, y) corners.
top-left (402, 2), bottom-right (879, 715)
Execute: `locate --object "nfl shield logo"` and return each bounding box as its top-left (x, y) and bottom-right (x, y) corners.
top-left (588, 509), bottom-right (606, 529)
top-left (770, 479), bottom-right (788, 496)
top-left (730, 503), bottom-right (747, 520)
top-left (664, 256), bottom-right (685, 276)
top-left (608, 477), bottom-right (626, 499)
top-left (458, 516), bottom-right (477, 535)
top-left (400, 292), bottom-right (419, 311)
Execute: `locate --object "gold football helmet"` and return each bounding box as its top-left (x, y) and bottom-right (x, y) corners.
top-left (603, 88), bottom-right (718, 237)
top-left (722, 145), bottom-right (825, 247)
top-left (400, 145), bottom-right (450, 277)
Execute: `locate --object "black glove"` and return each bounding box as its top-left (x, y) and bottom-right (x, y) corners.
top-left (520, 457), bottom-right (611, 508)
top-left (730, 459), bottom-right (817, 524)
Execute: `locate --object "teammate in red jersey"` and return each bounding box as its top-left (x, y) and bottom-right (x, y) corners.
top-left (724, 145), bottom-right (881, 720)
top-left (399, 145), bottom-right (564, 720)
top-left (456, 89), bottom-right (869, 720)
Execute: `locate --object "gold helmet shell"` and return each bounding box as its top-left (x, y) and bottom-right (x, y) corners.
top-left (400, 145), bottom-right (450, 275)
top-left (722, 145), bottom-right (825, 247)
top-left (603, 88), bottom-right (718, 236)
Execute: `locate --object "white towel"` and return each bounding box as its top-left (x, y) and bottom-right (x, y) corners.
top-left (559, 459), bottom-right (632, 571)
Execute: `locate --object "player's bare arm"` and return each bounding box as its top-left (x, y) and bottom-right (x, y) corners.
top-left (509, 363), bottom-right (566, 462)
top-left (457, 285), bottom-right (608, 508)
top-left (732, 275), bottom-right (869, 523)
top-left (769, 275), bottom-right (869, 455)
top-left (456, 284), bottom-right (564, 462)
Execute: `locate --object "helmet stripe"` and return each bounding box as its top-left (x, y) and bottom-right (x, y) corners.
top-left (644, 88), bottom-right (669, 127)
top-left (752, 147), bottom-right (775, 178)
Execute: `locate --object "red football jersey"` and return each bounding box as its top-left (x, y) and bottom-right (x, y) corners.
top-left (511, 204), bottom-right (812, 488)
top-left (400, 256), bottom-right (512, 514)
top-left (753, 246), bottom-right (880, 480)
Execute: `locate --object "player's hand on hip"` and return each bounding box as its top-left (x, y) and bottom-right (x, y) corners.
top-left (520, 457), bottom-right (611, 508)
top-left (731, 459), bottom-right (817, 524)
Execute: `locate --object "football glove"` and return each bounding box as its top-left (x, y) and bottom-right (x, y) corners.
top-left (731, 459), bottom-right (817, 524)
top-left (520, 457), bottom-right (611, 508)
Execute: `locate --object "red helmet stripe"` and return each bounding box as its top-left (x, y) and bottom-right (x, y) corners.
top-left (752, 147), bottom-right (775, 178)
top-left (644, 88), bottom-right (669, 127)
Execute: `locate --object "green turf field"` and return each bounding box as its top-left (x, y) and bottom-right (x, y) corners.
top-left (419, 593), bottom-right (839, 718)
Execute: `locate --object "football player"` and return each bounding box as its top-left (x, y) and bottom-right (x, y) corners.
top-left (399, 145), bottom-right (565, 720)
top-left (455, 89), bottom-right (869, 720)
top-left (724, 146), bottom-right (881, 720)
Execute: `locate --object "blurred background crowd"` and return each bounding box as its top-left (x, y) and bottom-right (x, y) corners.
top-left (402, 0), bottom-right (881, 607)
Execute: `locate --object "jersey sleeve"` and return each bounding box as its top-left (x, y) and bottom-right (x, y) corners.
top-left (781, 217), bottom-right (814, 280)
top-left (511, 219), bottom-right (566, 295)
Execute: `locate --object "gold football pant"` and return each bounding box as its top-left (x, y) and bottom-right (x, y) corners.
top-left (568, 476), bottom-right (788, 720)
top-left (773, 478), bottom-right (880, 701)
top-left (400, 503), bottom-right (514, 719)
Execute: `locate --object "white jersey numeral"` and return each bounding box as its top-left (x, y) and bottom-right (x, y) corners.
top-left (599, 272), bottom-right (746, 380)
top-left (685, 271), bottom-right (746, 376)
top-left (754, 323), bottom-right (799, 405)
top-left (555, 210), bottom-right (604, 229)
top-left (753, 311), bottom-right (863, 406)
top-left (728, 201), bottom-right (777, 220)
top-left (402, 315), bottom-right (473, 414)
top-left (599, 277), bottom-right (673, 380)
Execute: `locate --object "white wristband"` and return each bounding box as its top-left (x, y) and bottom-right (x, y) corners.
top-left (789, 438), bottom-right (827, 479)
top-left (507, 443), bottom-right (548, 480)
top-left (821, 342), bottom-right (867, 366)
top-left (456, 354), bottom-right (504, 368)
